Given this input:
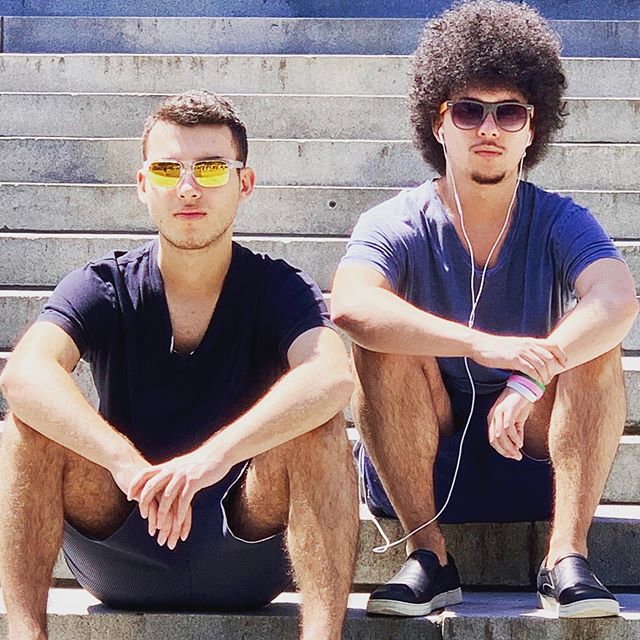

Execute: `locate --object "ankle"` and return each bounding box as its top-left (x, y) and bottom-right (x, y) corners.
top-left (406, 540), bottom-right (448, 567)
top-left (546, 542), bottom-right (588, 568)
top-left (8, 622), bottom-right (47, 640)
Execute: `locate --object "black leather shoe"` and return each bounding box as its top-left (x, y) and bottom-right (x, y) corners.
top-left (537, 553), bottom-right (619, 618)
top-left (366, 549), bottom-right (462, 616)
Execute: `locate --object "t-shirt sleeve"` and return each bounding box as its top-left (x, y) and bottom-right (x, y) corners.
top-left (550, 201), bottom-right (623, 295)
top-left (36, 264), bottom-right (117, 358)
top-left (261, 261), bottom-right (335, 366)
top-left (339, 205), bottom-right (408, 293)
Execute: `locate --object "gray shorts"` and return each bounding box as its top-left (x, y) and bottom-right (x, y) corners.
top-left (62, 462), bottom-right (292, 611)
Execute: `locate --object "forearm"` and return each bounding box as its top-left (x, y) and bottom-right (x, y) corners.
top-left (549, 294), bottom-right (638, 371)
top-left (332, 287), bottom-right (478, 356)
top-left (1, 358), bottom-right (141, 472)
top-left (199, 358), bottom-right (353, 468)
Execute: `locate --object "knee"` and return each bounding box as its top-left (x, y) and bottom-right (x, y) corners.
top-left (351, 344), bottom-right (424, 383)
top-left (559, 346), bottom-right (623, 389)
top-left (286, 414), bottom-right (353, 470)
top-left (1, 413), bottom-right (65, 464)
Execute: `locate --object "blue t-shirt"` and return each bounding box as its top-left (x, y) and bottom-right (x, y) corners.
top-left (340, 179), bottom-right (623, 394)
top-left (38, 240), bottom-right (333, 463)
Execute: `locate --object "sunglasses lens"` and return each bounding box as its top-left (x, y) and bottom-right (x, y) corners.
top-left (451, 101), bottom-right (485, 129)
top-left (193, 160), bottom-right (230, 187)
top-left (148, 161), bottom-right (182, 187)
top-left (495, 103), bottom-right (529, 131)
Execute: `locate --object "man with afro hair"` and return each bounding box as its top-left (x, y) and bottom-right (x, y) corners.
top-left (332, 0), bottom-right (638, 620)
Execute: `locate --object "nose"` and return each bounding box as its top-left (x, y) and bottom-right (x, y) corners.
top-left (477, 112), bottom-right (500, 138)
top-left (176, 171), bottom-right (202, 200)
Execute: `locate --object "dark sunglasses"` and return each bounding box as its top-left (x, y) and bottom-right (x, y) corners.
top-left (439, 99), bottom-right (534, 132)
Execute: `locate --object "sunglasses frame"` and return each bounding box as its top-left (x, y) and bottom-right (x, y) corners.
top-left (143, 157), bottom-right (246, 188)
top-left (439, 99), bottom-right (534, 132)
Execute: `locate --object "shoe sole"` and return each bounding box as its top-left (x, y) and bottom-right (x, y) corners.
top-left (366, 588), bottom-right (463, 617)
top-left (538, 592), bottom-right (620, 618)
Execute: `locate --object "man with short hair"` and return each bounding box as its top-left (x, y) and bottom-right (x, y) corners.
top-left (332, 0), bottom-right (638, 619)
top-left (0, 90), bottom-right (357, 640)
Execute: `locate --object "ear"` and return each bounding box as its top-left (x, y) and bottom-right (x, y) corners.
top-left (136, 169), bottom-right (148, 205)
top-left (527, 127), bottom-right (534, 146)
top-left (238, 166), bottom-right (256, 203)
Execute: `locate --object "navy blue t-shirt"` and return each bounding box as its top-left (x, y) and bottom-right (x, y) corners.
top-left (38, 240), bottom-right (333, 463)
top-left (340, 179), bottom-right (623, 394)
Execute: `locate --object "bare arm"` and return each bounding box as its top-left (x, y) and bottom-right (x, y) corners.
top-left (0, 322), bottom-right (147, 488)
top-left (331, 264), bottom-right (566, 382)
top-left (548, 258), bottom-right (638, 369)
top-left (128, 326), bottom-right (353, 547)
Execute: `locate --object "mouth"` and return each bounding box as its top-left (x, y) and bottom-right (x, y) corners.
top-left (472, 145), bottom-right (503, 158)
top-left (174, 210), bottom-right (207, 221)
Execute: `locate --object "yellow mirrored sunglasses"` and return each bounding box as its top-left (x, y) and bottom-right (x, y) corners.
top-left (143, 158), bottom-right (245, 188)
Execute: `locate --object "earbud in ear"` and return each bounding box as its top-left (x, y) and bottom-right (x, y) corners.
top-left (437, 130), bottom-right (445, 145)
top-left (527, 132), bottom-right (533, 146)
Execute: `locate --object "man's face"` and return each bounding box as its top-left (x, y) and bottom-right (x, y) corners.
top-left (435, 87), bottom-right (533, 185)
top-left (137, 121), bottom-right (254, 250)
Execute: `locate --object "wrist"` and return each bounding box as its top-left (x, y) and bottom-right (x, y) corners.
top-left (507, 373), bottom-right (544, 403)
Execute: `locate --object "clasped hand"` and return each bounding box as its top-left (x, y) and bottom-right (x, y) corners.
top-left (126, 448), bottom-right (232, 550)
top-left (474, 334), bottom-right (566, 460)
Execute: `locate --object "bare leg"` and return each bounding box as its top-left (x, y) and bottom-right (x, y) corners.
top-left (0, 414), bottom-right (131, 640)
top-left (351, 345), bottom-right (453, 565)
top-left (228, 414), bottom-right (358, 640)
top-left (514, 347), bottom-right (625, 566)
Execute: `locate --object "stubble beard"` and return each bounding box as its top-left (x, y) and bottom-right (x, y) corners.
top-left (159, 218), bottom-right (234, 251)
top-left (470, 171), bottom-right (507, 185)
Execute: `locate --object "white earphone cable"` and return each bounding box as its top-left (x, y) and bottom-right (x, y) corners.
top-left (367, 139), bottom-right (526, 554)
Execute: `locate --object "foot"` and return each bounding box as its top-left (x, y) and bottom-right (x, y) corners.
top-left (366, 549), bottom-right (462, 616)
top-left (537, 553), bottom-right (619, 618)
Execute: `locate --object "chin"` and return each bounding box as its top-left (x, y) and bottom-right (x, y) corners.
top-left (470, 171), bottom-right (507, 185)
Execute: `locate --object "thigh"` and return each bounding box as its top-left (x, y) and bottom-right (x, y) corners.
top-left (522, 377), bottom-right (557, 458)
top-left (224, 446), bottom-right (289, 541)
top-left (351, 344), bottom-right (454, 436)
top-left (62, 447), bottom-right (133, 540)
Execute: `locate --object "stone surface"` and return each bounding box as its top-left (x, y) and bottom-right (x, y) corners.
top-left (2, 185), bottom-right (639, 239)
top-left (0, 138), bottom-right (638, 190)
top-left (0, 234), bottom-right (638, 293)
top-left (2, 0), bottom-right (639, 18)
top-left (1, 55), bottom-right (639, 98)
top-left (3, 17), bottom-right (639, 57)
top-left (2, 94), bottom-right (640, 143)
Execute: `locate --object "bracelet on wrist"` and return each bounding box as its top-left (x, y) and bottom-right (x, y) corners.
top-left (506, 373), bottom-right (544, 402)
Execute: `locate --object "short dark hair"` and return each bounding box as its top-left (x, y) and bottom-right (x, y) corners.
top-left (410, 0), bottom-right (567, 174)
top-left (141, 90), bottom-right (248, 163)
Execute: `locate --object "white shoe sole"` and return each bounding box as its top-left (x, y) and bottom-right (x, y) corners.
top-left (538, 592), bottom-right (620, 618)
top-left (366, 587), bottom-right (463, 617)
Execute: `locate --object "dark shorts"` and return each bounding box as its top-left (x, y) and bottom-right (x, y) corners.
top-left (62, 462), bottom-right (292, 611)
top-left (358, 383), bottom-right (553, 524)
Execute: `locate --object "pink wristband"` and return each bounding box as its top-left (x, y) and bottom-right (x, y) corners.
top-left (510, 374), bottom-right (544, 400)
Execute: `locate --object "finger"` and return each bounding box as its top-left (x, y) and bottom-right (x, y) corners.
top-left (128, 467), bottom-right (159, 502)
top-left (166, 509), bottom-right (183, 550)
top-left (139, 474), bottom-right (171, 515)
top-left (489, 412), bottom-right (511, 458)
top-left (147, 498), bottom-right (159, 536)
top-left (519, 353), bottom-right (547, 384)
top-left (156, 506), bottom-right (172, 546)
top-left (176, 483), bottom-right (194, 525)
top-left (515, 421), bottom-right (525, 449)
top-left (544, 342), bottom-right (568, 367)
top-left (180, 506), bottom-right (192, 542)
top-left (156, 476), bottom-right (185, 531)
top-left (502, 420), bottom-right (523, 460)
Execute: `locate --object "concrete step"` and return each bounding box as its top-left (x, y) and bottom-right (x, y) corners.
top-left (0, 234), bottom-right (639, 294)
top-left (1, 55), bottom-right (639, 98)
top-left (1, 288), bottom-right (638, 353)
top-left (5, 589), bottom-right (640, 640)
top-left (3, 0), bottom-right (640, 18)
top-left (3, 93), bottom-right (640, 143)
top-left (1, 346), bottom-right (638, 427)
top-left (39, 504), bottom-right (640, 587)
top-left (3, 17), bottom-right (639, 57)
top-left (1, 184), bottom-right (639, 240)
top-left (0, 138), bottom-right (638, 191)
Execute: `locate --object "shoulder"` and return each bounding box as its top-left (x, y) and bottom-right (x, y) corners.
top-left (352, 181), bottom-right (434, 239)
top-left (523, 182), bottom-right (593, 226)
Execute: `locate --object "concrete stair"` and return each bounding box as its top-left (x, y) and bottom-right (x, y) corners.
top-left (0, 7), bottom-right (639, 638)
top-left (1, 17), bottom-right (638, 57)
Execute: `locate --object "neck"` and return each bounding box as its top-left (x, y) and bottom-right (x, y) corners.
top-left (157, 233), bottom-right (233, 296)
top-left (438, 166), bottom-right (521, 224)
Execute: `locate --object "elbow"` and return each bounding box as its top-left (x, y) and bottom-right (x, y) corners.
top-left (330, 299), bottom-right (368, 338)
top-left (0, 359), bottom-right (25, 407)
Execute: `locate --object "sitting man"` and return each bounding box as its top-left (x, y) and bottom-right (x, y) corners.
top-left (0, 90), bottom-right (357, 640)
top-left (331, 0), bottom-right (638, 620)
